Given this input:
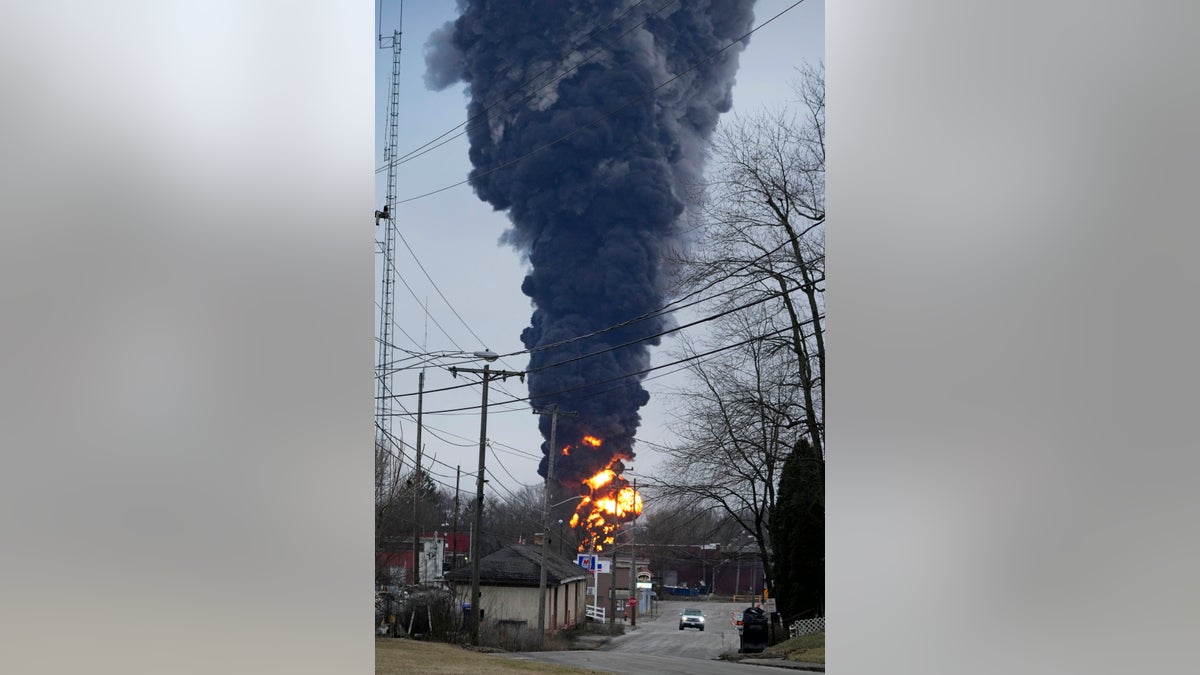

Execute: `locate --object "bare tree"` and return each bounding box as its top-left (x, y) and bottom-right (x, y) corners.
top-left (376, 439), bottom-right (405, 559)
top-left (652, 305), bottom-right (803, 595)
top-left (655, 64), bottom-right (825, 599)
top-left (478, 483), bottom-right (545, 555)
top-left (673, 63), bottom-right (825, 458)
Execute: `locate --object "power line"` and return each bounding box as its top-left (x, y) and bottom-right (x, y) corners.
top-left (395, 229), bottom-right (490, 350)
top-left (488, 438), bottom-right (542, 461)
top-left (385, 252), bottom-right (467, 352)
top-left (377, 422), bottom-right (478, 484)
top-left (387, 324), bottom-right (797, 416)
top-left (389, 0), bottom-right (810, 207)
top-left (374, 300), bottom-right (424, 352)
top-left (416, 420), bottom-right (542, 461)
top-left (376, 283), bottom-right (804, 401)
top-left (488, 443), bottom-right (535, 490)
top-left (523, 288), bottom-right (797, 375)
top-left (378, 234), bottom-right (809, 397)
top-left (510, 239), bottom-right (797, 358)
top-left (391, 229), bottom-right (527, 398)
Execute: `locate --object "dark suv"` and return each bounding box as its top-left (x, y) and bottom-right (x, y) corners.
top-left (679, 608), bottom-right (705, 631)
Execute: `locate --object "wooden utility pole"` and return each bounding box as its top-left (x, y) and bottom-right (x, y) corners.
top-left (450, 358), bottom-right (525, 646)
top-left (533, 404), bottom-right (576, 646)
top-left (412, 370), bottom-right (424, 586)
top-left (451, 464), bottom-right (460, 571)
top-left (628, 478), bottom-right (637, 628)
top-left (610, 531), bottom-right (619, 629)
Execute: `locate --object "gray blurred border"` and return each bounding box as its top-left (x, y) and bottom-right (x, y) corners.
top-left (830, 1), bottom-right (1199, 673)
top-left (0, 3), bottom-right (373, 673)
top-left (1, 1), bottom-right (1198, 673)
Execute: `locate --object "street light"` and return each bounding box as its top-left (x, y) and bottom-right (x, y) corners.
top-left (450, 352), bottom-right (523, 646)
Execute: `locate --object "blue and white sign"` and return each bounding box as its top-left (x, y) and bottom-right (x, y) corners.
top-left (576, 554), bottom-right (597, 570)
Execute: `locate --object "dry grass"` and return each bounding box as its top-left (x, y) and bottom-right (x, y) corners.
top-left (763, 632), bottom-right (825, 663)
top-left (375, 638), bottom-right (607, 674)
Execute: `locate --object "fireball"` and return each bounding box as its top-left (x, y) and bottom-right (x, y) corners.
top-left (564, 437), bottom-right (643, 552)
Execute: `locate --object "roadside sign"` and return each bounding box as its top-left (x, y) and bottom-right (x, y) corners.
top-left (764, 598), bottom-right (777, 613)
top-left (594, 560), bottom-right (611, 574)
top-left (576, 554), bottom-right (597, 570)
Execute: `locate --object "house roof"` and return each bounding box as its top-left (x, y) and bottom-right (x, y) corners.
top-left (444, 545), bottom-right (588, 587)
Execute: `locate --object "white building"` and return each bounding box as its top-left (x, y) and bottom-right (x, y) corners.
top-left (444, 544), bottom-right (589, 635)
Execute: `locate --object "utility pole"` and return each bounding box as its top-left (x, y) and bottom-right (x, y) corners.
top-left (533, 404), bottom-right (576, 646)
top-left (736, 551), bottom-right (742, 597)
top-left (610, 527), bottom-right (619, 629)
top-left (628, 478), bottom-right (637, 628)
top-left (452, 464), bottom-right (460, 571)
top-left (411, 370), bottom-right (424, 586)
top-left (450, 353), bottom-right (525, 646)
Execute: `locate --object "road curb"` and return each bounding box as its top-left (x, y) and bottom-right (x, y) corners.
top-left (734, 657), bottom-right (825, 672)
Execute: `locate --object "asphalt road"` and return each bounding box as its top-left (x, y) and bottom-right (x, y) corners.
top-left (511, 599), bottom-right (797, 675)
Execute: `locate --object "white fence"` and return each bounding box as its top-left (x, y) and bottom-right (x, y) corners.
top-left (585, 604), bottom-right (606, 622)
top-left (789, 616), bottom-right (825, 637)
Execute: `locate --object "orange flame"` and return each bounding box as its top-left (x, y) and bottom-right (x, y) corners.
top-left (565, 439), bottom-right (643, 553)
top-left (586, 469), bottom-right (616, 491)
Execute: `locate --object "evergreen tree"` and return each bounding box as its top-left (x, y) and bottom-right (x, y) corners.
top-left (771, 438), bottom-right (824, 621)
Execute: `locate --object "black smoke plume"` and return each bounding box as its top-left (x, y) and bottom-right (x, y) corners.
top-left (426, 1), bottom-right (756, 493)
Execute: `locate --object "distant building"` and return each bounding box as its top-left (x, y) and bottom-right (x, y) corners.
top-left (377, 530), bottom-right (471, 592)
top-left (651, 544), bottom-right (765, 597)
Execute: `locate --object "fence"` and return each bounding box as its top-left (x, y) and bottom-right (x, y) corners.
top-left (788, 616), bottom-right (825, 637)
top-left (585, 604), bottom-right (606, 622)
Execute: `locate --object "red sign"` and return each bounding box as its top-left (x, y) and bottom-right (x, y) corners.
top-left (627, 597), bottom-right (638, 606)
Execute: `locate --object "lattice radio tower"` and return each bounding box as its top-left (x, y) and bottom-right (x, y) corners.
top-left (375, 2), bottom-right (404, 470)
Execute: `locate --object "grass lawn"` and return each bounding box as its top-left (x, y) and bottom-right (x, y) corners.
top-left (762, 632), bottom-right (825, 663)
top-left (376, 638), bottom-right (606, 674)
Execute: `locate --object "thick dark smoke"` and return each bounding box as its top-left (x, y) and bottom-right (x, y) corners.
top-left (426, 0), bottom-right (756, 489)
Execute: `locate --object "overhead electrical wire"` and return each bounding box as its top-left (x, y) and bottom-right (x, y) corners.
top-left (386, 255), bottom-right (467, 352)
top-left (378, 234), bottom-right (811, 392)
top-left (390, 229), bottom-right (527, 399)
top-left (376, 283), bottom-right (805, 401)
top-left (390, 315), bottom-right (818, 420)
top-left (488, 444), bottom-right (535, 490)
top-left (376, 422), bottom-right (478, 482)
top-left (387, 324), bottom-right (798, 416)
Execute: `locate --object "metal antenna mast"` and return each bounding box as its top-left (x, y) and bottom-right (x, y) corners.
top-left (375, 2), bottom-right (404, 469)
